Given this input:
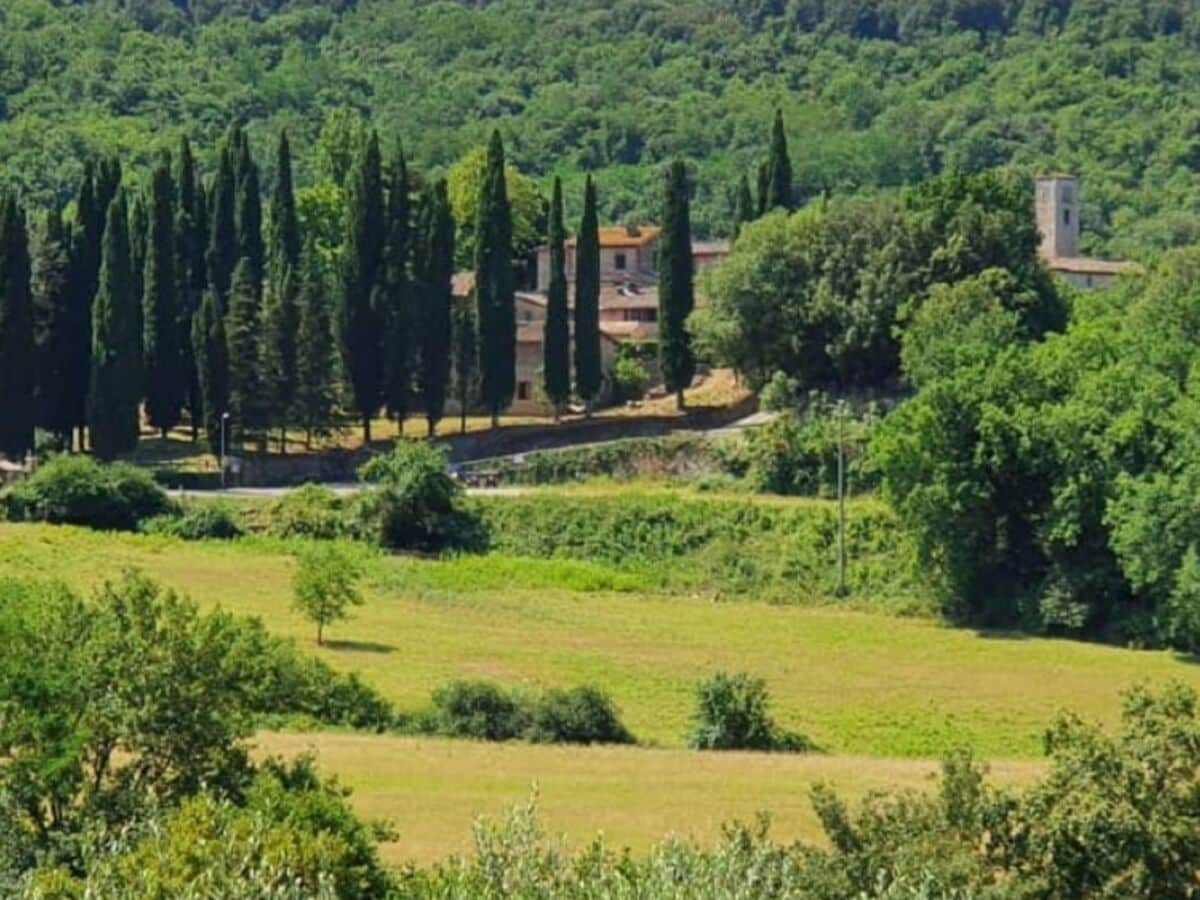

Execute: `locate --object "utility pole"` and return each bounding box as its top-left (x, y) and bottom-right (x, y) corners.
top-left (220, 412), bottom-right (230, 489)
top-left (836, 399), bottom-right (847, 598)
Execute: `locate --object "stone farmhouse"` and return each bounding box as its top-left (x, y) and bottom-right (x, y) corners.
top-left (1036, 174), bottom-right (1139, 289)
top-left (455, 226), bottom-right (730, 415)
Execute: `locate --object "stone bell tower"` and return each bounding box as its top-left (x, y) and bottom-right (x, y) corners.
top-left (1035, 174), bottom-right (1080, 260)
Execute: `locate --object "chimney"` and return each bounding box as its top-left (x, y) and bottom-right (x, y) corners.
top-left (625, 223), bottom-right (640, 238)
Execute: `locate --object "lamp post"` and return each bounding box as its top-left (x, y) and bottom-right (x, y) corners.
top-left (220, 412), bottom-right (231, 489)
top-left (835, 399), bottom-right (847, 598)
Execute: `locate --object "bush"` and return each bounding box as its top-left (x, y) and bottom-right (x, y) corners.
top-left (758, 370), bottom-right (799, 412)
top-left (2, 455), bottom-right (174, 531)
top-left (144, 502), bottom-right (244, 540)
top-left (265, 483), bottom-right (346, 540)
top-left (430, 680), bottom-right (528, 741)
top-left (527, 686), bottom-right (634, 745)
top-left (741, 401), bottom-right (880, 497)
top-left (689, 672), bottom-right (812, 752)
top-left (612, 355), bottom-right (650, 403)
top-left (423, 680), bottom-right (635, 745)
top-left (353, 441), bottom-right (473, 551)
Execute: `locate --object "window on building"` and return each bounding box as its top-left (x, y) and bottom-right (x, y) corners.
top-left (614, 252), bottom-right (627, 270)
top-left (1064, 209), bottom-right (1071, 226)
top-left (517, 381), bottom-right (530, 400)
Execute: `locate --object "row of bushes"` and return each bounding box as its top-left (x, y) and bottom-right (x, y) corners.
top-left (402, 681), bottom-right (636, 746)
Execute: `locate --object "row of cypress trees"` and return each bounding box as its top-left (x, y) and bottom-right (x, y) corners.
top-left (734, 109), bottom-right (795, 238)
top-left (0, 126), bottom-right (698, 462)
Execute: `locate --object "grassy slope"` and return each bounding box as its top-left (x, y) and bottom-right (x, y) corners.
top-left (3, 520), bottom-right (1197, 759)
top-left (254, 731), bottom-right (1043, 865)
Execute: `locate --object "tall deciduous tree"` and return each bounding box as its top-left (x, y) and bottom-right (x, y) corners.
top-left (192, 287), bottom-right (228, 456)
top-left (144, 157), bottom-right (182, 438)
top-left (474, 130), bottom-right (516, 427)
top-left (225, 258), bottom-right (266, 448)
top-left (381, 147), bottom-right (413, 428)
top-left (574, 175), bottom-right (602, 414)
top-left (32, 206), bottom-right (74, 447)
top-left (263, 131), bottom-right (302, 452)
top-left (763, 109), bottom-right (793, 213)
top-left (89, 191), bottom-right (140, 460)
top-left (543, 177), bottom-right (570, 419)
top-left (294, 258), bottom-right (337, 448)
top-left (658, 160), bottom-right (696, 410)
top-left (0, 194), bottom-right (35, 461)
top-left (415, 179), bottom-right (455, 436)
top-left (338, 131), bottom-right (386, 443)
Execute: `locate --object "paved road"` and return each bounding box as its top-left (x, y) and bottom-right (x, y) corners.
top-left (185, 410), bottom-right (776, 498)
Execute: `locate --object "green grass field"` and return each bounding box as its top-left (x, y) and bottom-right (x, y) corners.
top-left (2, 519), bottom-right (1196, 760)
top-left (253, 731), bottom-right (1043, 865)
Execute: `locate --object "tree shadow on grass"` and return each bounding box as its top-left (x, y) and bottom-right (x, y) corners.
top-left (322, 639), bottom-right (396, 655)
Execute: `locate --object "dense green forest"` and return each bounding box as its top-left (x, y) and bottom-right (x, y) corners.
top-left (2, 0), bottom-right (1200, 250)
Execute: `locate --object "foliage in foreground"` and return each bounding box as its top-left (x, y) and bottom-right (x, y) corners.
top-left (0, 573), bottom-right (396, 897)
top-left (399, 684), bottom-right (1200, 899)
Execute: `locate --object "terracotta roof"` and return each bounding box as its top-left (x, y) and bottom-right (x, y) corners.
top-left (567, 225), bottom-right (661, 249)
top-left (518, 321), bottom-right (619, 346)
top-left (1047, 256), bottom-right (1140, 276)
top-left (598, 321), bottom-right (656, 341)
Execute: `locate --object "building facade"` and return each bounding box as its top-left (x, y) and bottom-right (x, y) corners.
top-left (1035, 174), bottom-right (1138, 289)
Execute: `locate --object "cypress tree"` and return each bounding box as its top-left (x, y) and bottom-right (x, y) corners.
top-left (175, 135), bottom-right (206, 440)
top-left (474, 129), bottom-right (516, 428)
top-left (0, 194), bottom-right (35, 461)
top-left (192, 287), bottom-right (228, 456)
top-left (294, 258), bottom-right (336, 449)
top-left (225, 257), bottom-right (267, 448)
top-left (338, 131), bottom-right (386, 443)
top-left (144, 157), bottom-right (183, 438)
top-left (128, 193), bottom-right (148, 398)
top-left (452, 293), bottom-right (477, 435)
top-left (269, 131), bottom-right (302, 275)
top-left (236, 135), bottom-right (265, 283)
top-left (381, 147), bottom-right (413, 428)
top-left (32, 206), bottom-right (74, 447)
top-left (415, 179), bottom-right (455, 436)
top-left (67, 164), bottom-right (101, 449)
top-left (88, 191), bottom-right (140, 460)
top-left (764, 109), bottom-right (793, 212)
top-left (263, 131), bottom-right (302, 452)
top-left (574, 175), bottom-right (602, 414)
top-left (756, 161), bottom-right (771, 218)
top-left (95, 158), bottom-right (122, 223)
top-left (733, 172), bottom-right (756, 240)
top-left (542, 177), bottom-right (570, 419)
top-left (658, 160), bottom-right (697, 411)
top-left (207, 144), bottom-right (238, 309)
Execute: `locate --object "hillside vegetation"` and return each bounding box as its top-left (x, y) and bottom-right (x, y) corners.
top-left (2, 0), bottom-right (1199, 251)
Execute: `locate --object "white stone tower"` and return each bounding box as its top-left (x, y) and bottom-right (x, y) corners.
top-left (1035, 174), bottom-right (1080, 260)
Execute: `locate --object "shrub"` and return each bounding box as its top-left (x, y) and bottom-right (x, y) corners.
top-left (265, 483), bottom-right (346, 540)
top-left (689, 672), bottom-right (812, 752)
top-left (2, 455), bottom-right (174, 531)
top-left (353, 441), bottom-right (473, 550)
top-left (527, 686), bottom-right (634, 745)
top-left (144, 502), bottom-right (244, 540)
top-left (742, 402), bottom-right (880, 496)
top-left (431, 680), bottom-right (528, 741)
top-left (758, 370), bottom-right (799, 412)
top-left (612, 355), bottom-right (650, 403)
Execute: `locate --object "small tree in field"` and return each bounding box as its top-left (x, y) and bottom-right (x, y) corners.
top-left (291, 545), bottom-right (363, 646)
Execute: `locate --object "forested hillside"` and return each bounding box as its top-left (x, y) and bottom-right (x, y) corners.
top-left (2, 0), bottom-right (1199, 251)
